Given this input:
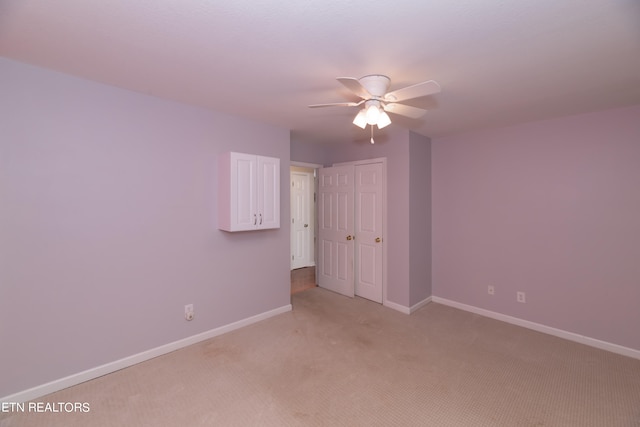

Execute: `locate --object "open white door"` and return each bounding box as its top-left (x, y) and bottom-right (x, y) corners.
top-left (318, 165), bottom-right (355, 297)
top-left (291, 170), bottom-right (313, 269)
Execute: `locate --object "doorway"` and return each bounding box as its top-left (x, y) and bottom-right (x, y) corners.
top-left (290, 167), bottom-right (315, 270)
top-left (290, 162), bottom-right (321, 295)
top-left (291, 266), bottom-right (316, 295)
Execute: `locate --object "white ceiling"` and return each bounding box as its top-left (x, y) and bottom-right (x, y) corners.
top-left (1, 0), bottom-right (639, 144)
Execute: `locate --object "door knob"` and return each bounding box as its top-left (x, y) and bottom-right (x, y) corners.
top-left (375, 237), bottom-right (382, 243)
top-left (304, 224), bottom-right (309, 227)
top-left (346, 235), bottom-right (353, 241)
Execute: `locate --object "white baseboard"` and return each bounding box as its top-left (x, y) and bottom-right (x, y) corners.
top-left (431, 297), bottom-right (640, 360)
top-left (383, 296), bottom-right (432, 315)
top-left (383, 300), bottom-right (410, 314)
top-left (410, 296), bottom-right (432, 314)
top-left (1, 304), bottom-right (292, 404)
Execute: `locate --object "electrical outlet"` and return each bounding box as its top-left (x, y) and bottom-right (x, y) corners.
top-left (517, 292), bottom-right (526, 303)
top-left (488, 285), bottom-right (495, 295)
top-left (185, 304), bottom-right (194, 321)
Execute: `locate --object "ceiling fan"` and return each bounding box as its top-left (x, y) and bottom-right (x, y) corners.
top-left (309, 75), bottom-right (441, 130)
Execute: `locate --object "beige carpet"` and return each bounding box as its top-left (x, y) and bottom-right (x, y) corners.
top-left (2, 288), bottom-right (640, 426)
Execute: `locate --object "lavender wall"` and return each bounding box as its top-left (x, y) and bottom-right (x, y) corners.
top-left (432, 105), bottom-right (640, 351)
top-left (289, 140), bottom-right (331, 166)
top-left (0, 58), bottom-right (291, 398)
top-left (409, 132), bottom-right (432, 306)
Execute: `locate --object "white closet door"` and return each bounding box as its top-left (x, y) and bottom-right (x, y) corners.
top-left (354, 162), bottom-right (384, 303)
top-left (317, 165), bottom-right (355, 297)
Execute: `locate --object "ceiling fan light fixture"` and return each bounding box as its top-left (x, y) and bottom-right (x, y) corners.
top-left (365, 104), bottom-right (381, 125)
top-left (310, 74), bottom-right (440, 135)
top-left (377, 111), bottom-right (391, 129)
top-left (353, 104), bottom-right (392, 130)
top-left (353, 109), bottom-right (367, 129)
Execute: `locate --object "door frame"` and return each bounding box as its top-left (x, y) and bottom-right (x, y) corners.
top-left (332, 158), bottom-right (387, 306)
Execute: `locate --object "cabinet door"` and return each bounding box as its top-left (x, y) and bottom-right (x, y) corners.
top-left (218, 152), bottom-right (256, 232)
top-left (257, 156), bottom-right (280, 229)
top-left (232, 153), bottom-right (258, 230)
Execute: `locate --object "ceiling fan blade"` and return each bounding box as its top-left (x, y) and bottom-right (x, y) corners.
top-left (337, 77), bottom-right (372, 100)
top-left (384, 80), bottom-right (441, 102)
top-left (308, 100), bottom-right (363, 108)
top-left (383, 103), bottom-right (428, 119)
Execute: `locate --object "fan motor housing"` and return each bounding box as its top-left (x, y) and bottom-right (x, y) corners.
top-left (358, 75), bottom-right (391, 98)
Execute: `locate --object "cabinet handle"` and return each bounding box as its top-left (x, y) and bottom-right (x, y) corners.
top-left (259, 213), bottom-right (263, 225)
top-left (346, 235), bottom-right (353, 241)
top-left (375, 237), bottom-right (382, 243)
top-left (254, 214), bottom-right (257, 225)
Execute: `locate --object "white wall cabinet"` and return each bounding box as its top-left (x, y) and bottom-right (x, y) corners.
top-left (218, 152), bottom-right (280, 231)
